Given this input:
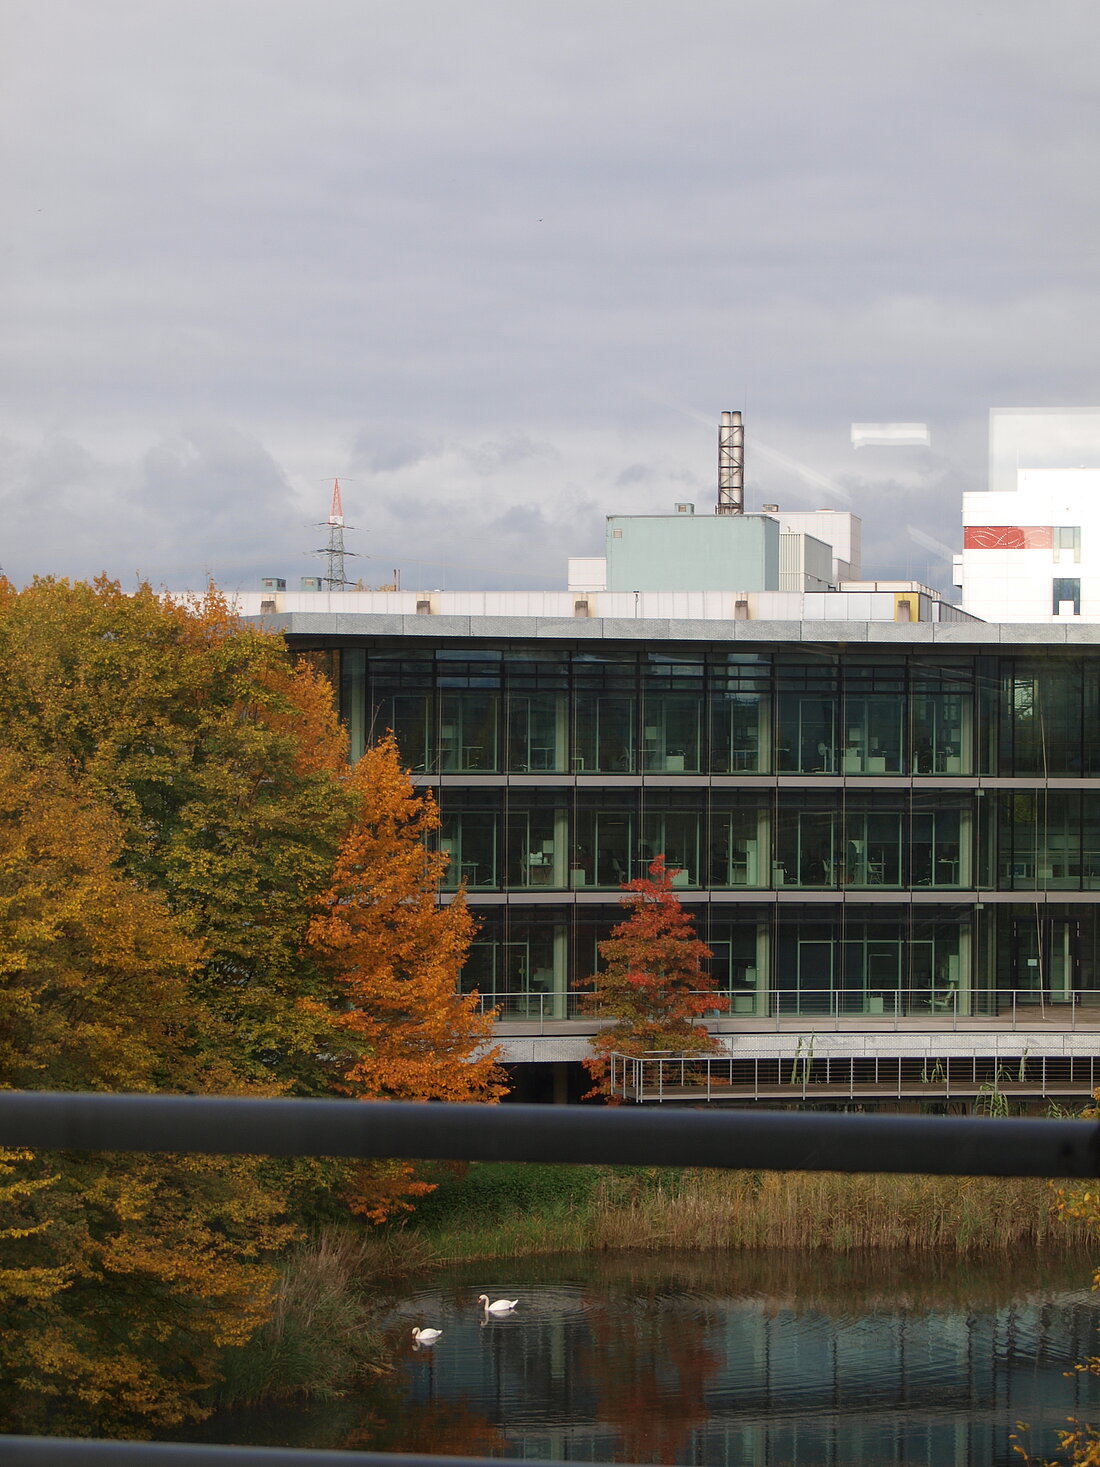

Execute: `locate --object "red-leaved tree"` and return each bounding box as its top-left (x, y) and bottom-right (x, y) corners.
top-left (574, 856), bottom-right (727, 1100)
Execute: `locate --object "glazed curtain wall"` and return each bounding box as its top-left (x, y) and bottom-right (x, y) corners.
top-left (434, 786), bottom-right (977, 892)
top-left (435, 786), bottom-right (1100, 894)
top-left (458, 903), bottom-right (1096, 1017)
top-left (323, 642), bottom-right (1100, 778)
top-left (340, 645), bottom-right (984, 774)
top-left (286, 640), bottom-right (1100, 1016)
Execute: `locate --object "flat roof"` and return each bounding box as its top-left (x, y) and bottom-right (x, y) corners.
top-left (255, 612), bottom-right (1100, 647)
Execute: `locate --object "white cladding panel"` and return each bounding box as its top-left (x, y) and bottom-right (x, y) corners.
top-left (961, 468), bottom-right (1100, 621)
top-left (567, 557), bottom-right (607, 591)
top-left (775, 510), bottom-right (861, 579)
top-left (226, 585), bottom-right (966, 623)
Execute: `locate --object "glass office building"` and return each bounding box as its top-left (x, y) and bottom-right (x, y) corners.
top-left (293, 617), bottom-right (1100, 1022)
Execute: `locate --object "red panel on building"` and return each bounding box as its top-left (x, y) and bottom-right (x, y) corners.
top-left (963, 526), bottom-right (1053, 550)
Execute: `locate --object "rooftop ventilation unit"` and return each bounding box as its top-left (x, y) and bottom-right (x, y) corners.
top-left (675, 502), bottom-right (695, 515)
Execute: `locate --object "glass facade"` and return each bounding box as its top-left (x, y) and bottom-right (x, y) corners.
top-left (434, 787), bottom-right (978, 894)
top-left (349, 645), bottom-right (994, 777)
top-left (297, 634), bottom-right (1100, 1019)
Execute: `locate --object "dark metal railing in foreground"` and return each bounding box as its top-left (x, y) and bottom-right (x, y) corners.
top-left (3, 1091), bottom-right (1100, 1175)
top-left (3, 1091), bottom-right (1100, 1467)
top-left (0, 1446), bottom-right (539, 1466)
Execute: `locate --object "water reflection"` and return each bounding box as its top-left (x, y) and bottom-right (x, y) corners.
top-left (192, 1249), bottom-right (1100, 1466)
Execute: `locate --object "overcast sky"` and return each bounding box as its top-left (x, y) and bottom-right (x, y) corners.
top-left (2, 1), bottom-right (1098, 594)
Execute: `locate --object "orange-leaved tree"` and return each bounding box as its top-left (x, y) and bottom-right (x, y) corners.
top-left (309, 735), bottom-right (509, 1220)
top-left (575, 856), bottom-right (726, 1100)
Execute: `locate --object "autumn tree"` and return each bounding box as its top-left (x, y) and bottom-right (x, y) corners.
top-left (0, 576), bottom-right (355, 1088)
top-left (0, 578), bottom-right (512, 1421)
top-left (309, 735), bottom-right (508, 1220)
top-left (575, 856), bottom-right (727, 1099)
top-left (0, 579), bottom-right (360, 1430)
top-left (0, 750), bottom-right (292, 1436)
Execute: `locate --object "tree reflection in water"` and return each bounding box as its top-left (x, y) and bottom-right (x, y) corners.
top-left (343, 1397), bottom-right (509, 1457)
top-left (579, 1290), bottom-right (721, 1463)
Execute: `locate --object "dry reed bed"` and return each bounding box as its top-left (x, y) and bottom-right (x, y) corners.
top-left (589, 1171), bottom-right (1091, 1254)
top-left (410, 1170), bottom-right (1094, 1262)
top-left (214, 1231), bottom-right (395, 1406)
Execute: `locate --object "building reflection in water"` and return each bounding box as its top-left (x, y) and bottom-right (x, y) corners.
top-left (186, 1251), bottom-right (1100, 1465)
top-left (395, 1252), bottom-right (1100, 1467)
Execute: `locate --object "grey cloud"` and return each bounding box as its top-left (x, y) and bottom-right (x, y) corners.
top-left (460, 436), bottom-right (558, 475)
top-left (0, 1), bottom-right (1097, 595)
top-left (1, 424), bottom-right (308, 591)
top-left (350, 425), bottom-right (443, 474)
top-left (616, 465), bottom-right (651, 487)
top-left (490, 504), bottom-right (550, 538)
top-left (379, 492), bottom-right (446, 525)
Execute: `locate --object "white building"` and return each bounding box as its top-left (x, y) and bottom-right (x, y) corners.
top-left (959, 408), bottom-right (1100, 622)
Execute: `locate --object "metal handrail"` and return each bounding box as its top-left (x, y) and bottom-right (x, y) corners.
top-left (0, 1090), bottom-right (1096, 1181)
top-left (610, 1043), bottom-right (1100, 1105)
top-left (476, 986), bottom-right (1100, 1034)
top-left (1, 1445), bottom-right (553, 1467)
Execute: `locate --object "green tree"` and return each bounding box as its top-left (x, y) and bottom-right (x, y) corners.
top-left (575, 856), bottom-right (726, 1100)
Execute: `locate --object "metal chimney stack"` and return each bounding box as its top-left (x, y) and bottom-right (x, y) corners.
top-left (717, 410), bottom-right (744, 515)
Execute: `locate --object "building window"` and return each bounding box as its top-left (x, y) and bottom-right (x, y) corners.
top-left (1053, 578), bottom-right (1081, 616)
top-left (1055, 526), bottom-right (1081, 564)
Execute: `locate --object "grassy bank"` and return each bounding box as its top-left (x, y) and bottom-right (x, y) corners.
top-left (394, 1162), bottom-right (1096, 1261)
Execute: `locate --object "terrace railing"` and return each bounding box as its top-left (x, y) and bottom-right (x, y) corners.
top-left (476, 986), bottom-right (1100, 1032)
top-left (609, 1044), bottom-right (1100, 1104)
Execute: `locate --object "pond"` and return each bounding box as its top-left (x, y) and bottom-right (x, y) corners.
top-left (195, 1249), bottom-right (1100, 1465)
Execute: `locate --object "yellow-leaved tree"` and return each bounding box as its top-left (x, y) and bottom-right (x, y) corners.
top-left (0, 576), bottom-right (355, 1091)
top-left (309, 735), bottom-right (509, 1221)
top-left (0, 580), bottom-right (512, 1425)
top-left (0, 750), bottom-right (293, 1436)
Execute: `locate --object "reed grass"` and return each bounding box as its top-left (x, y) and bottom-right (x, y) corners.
top-left (405, 1164), bottom-right (1095, 1262)
top-left (587, 1169), bottom-right (1091, 1254)
top-left (213, 1230), bottom-right (395, 1407)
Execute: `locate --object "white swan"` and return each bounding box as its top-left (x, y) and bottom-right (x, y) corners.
top-left (478, 1294), bottom-right (518, 1314)
top-left (411, 1326), bottom-right (442, 1345)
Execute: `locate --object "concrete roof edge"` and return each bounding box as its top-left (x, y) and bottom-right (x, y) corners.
top-left (262, 611), bottom-right (1100, 647)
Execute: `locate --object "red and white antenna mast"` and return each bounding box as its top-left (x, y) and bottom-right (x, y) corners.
top-left (318, 478), bottom-right (356, 588)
